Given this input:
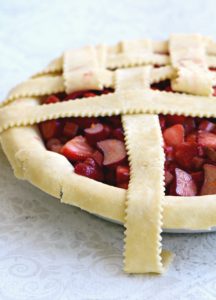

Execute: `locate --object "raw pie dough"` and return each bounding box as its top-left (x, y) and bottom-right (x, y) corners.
top-left (1, 34), bottom-right (216, 274)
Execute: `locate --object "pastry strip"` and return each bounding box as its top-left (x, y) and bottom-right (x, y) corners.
top-left (122, 114), bottom-right (172, 273)
top-left (115, 66), bottom-right (152, 90)
top-left (169, 34), bottom-right (214, 95)
top-left (63, 46), bottom-right (105, 94)
top-left (1, 89), bottom-right (216, 133)
top-left (2, 75), bottom-right (65, 107)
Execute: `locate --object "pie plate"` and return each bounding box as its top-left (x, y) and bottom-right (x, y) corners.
top-left (2, 34), bottom-right (216, 273)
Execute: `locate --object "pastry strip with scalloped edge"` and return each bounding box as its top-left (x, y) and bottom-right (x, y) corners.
top-left (2, 89), bottom-right (216, 133)
top-left (122, 114), bottom-right (172, 273)
top-left (1, 75), bottom-right (65, 107)
top-left (115, 66), bottom-right (172, 273)
top-left (169, 34), bottom-right (214, 96)
top-left (63, 45), bottom-right (108, 94)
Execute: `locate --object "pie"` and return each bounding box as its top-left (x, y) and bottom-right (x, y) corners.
top-left (1, 34), bottom-right (216, 274)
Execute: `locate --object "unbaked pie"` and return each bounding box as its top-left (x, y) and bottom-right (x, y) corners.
top-left (1, 34), bottom-right (216, 274)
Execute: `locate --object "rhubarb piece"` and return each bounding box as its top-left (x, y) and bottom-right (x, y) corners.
top-left (163, 124), bottom-right (184, 147)
top-left (165, 170), bottom-right (174, 186)
top-left (116, 165), bottom-right (130, 184)
top-left (175, 142), bottom-right (198, 169)
top-left (201, 164), bottom-right (216, 195)
top-left (46, 138), bottom-right (62, 153)
top-left (166, 114), bottom-right (186, 126)
top-left (63, 121), bottom-right (79, 138)
top-left (75, 158), bottom-right (104, 181)
top-left (60, 136), bottom-right (94, 161)
top-left (175, 168), bottom-right (197, 196)
top-left (112, 127), bottom-right (125, 141)
top-left (43, 95), bottom-right (60, 104)
top-left (74, 117), bottom-right (98, 129)
top-left (84, 123), bottom-right (110, 145)
top-left (39, 120), bottom-right (61, 141)
top-left (198, 131), bottom-right (216, 149)
top-left (97, 139), bottom-right (127, 167)
top-left (91, 150), bottom-right (103, 167)
top-left (199, 120), bottom-right (216, 132)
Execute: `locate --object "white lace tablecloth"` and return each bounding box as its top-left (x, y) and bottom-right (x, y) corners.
top-left (1, 1), bottom-right (216, 299)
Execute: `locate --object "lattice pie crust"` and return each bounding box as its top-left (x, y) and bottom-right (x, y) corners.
top-left (1, 34), bottom-right (216, 274)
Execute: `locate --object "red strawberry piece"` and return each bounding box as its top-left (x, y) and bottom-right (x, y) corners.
top-left (39, 120), bottom-right (61, 141)
top-left (97, 139), bottom-right (127, 167)
top-left (166, 114), bottom-right (186, 126)
top-left (201, 164), bottom-right (216, 195)
top-left (91, 150), bottom-right (104, 167)
top-left (112, 127), bottom-right (125, 142)
top-left (184, 117), bottom-right (196, 135)
top-left (159, 115), bottom-right (166, 130)
top-left (117, 182), bottom-right (128, 189)
top-left (164, 145), bottom-right (175, 161)
top-left (74, 117), bottom-right (98, 129)
top-left (84, 123), bottom-right (110, 145)
top-left (186, 132), bottom-right (197, 143)
top-left (63, 121), bottom-right (79, 138)
top-left (116, 165), bottom-right (130, 184)
top-left (199, 120), bottom-right (216, 132)
top-left (191, 156), bottom-right (205, 170)
top-left (198, 131), bottom-right (216, 149)
top-left (175, 168), bottom-right (197, 196)
top-left (163, 124), bottom-right (184, 147)
top-left (43, 95), bottom-right (60, 105)
top-left (60, 136), bottom-right (94, 161)
top-left (175, 142), bottom-right (198, 170)
top-left (205, 147), bottom-right (216, 162)
top-left (190, 171), bottom-right (204, 188)
top-left (165, 170), bottom-right (174, 186)
top-left (75, 159), bottom-right (104, 182)
top-left (46, 138), bottom-right (62, 153)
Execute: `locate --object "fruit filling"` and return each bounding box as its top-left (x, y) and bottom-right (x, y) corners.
top-left (39, 88), bottom-right (216, 196)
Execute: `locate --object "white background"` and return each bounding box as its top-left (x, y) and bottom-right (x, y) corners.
top-left (1, 0), bottom-right (216, 299)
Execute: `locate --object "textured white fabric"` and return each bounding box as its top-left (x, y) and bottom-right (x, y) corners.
top-left (1, 0), bottom-right (216, 299)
